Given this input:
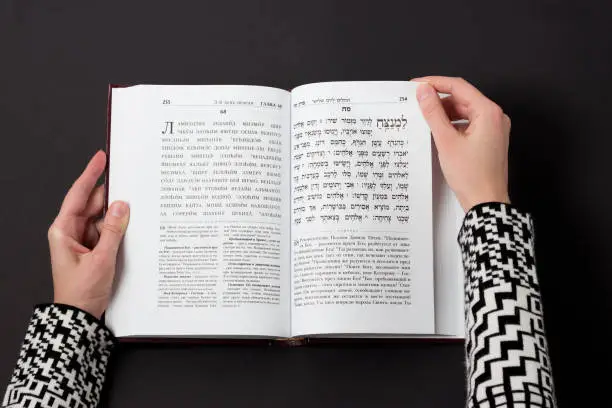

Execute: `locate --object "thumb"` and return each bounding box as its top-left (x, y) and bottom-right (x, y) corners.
top-left (416, 83), bottom-right (457, 151)
top-left (94, 201), bottom-right (130, 262)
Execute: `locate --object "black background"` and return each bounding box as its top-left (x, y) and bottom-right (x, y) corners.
top-left (1, 1), bottom-right (611, 407)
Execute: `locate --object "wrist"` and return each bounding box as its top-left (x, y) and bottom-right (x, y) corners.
top-left (461, 193), bottom-right (510, 213)
top-left (53, 297), bottom-right (105, 320)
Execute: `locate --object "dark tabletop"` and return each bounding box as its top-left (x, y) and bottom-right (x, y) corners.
top-left (1, 1), bottom-right (611, 407)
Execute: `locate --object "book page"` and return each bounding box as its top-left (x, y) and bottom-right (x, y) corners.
top-left (290, 82), bottom-right (435, 336)
top-left (432, 146), bottom-right (465, 337)
top-left (107, 85), bottom-right (291, 337)
top-left (314, 152), bottom-right (466, 340)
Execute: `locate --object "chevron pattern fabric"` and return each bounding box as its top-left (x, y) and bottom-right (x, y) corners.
top-left (459, 203), bottom-right (556, 408)
top-left (2, 304), bottom-right (115, 408)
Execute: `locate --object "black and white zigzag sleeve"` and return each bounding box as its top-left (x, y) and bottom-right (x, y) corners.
top-left (459, 203), bottom-right (556, 408)
top-left (2, 304), bottom-right (115, 408)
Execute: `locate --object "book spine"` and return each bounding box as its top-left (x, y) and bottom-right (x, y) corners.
top-left (274, 337), bottom-right (309, 347)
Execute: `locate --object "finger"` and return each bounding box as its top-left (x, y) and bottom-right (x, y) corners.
top-left (503, 114), bottom-right (511, 134)
top-left (416, 84), bottom-right (458, 151)
top-left (412, 76), bottom-right (489, 115)
top-left (93, 201), bottom-right (130, 264)
top-left (48, 223), bottom-right (88, 266)
top-left (441, 96), bottom-right (470, 121)
top-left (59, 151), bottom-right (107, 218)
top-left (83, 222), bottom-right (101, 249)
top-left (84, 185), bottom-right (105, 218)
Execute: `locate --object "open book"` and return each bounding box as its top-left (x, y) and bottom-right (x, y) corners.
top-left (106, 82), bottom-right (465, 341)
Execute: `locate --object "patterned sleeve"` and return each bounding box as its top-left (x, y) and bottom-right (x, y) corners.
top-left (458, 202), bottom-right (557, 408)
top-left (2, 304), bottom-right (115, 408)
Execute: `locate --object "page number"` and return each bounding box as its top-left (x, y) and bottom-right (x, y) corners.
top-left (399, 96), bottom-right (407, 102)
top-left (162, 99), bottom-right (171, 105)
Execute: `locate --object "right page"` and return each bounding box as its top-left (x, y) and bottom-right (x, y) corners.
top-left (431, 144), bottom-right (465, 338)
top-left (290, 81), bottom-right (435, 337)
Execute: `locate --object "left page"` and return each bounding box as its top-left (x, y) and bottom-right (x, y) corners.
top-left (107, 85), bottom-right (291, 338)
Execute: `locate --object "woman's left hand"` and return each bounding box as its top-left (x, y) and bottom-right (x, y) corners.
top-left (47, 151), bottom-right (130, 319)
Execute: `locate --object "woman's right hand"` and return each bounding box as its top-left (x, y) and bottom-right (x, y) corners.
top-left (412, 76), bottom-right (511, 212)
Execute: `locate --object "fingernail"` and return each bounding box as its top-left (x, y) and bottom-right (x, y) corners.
top-left (110, 201), bottom-right (129, 218)
top-left (417, 84), bottom-right (433, 102)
